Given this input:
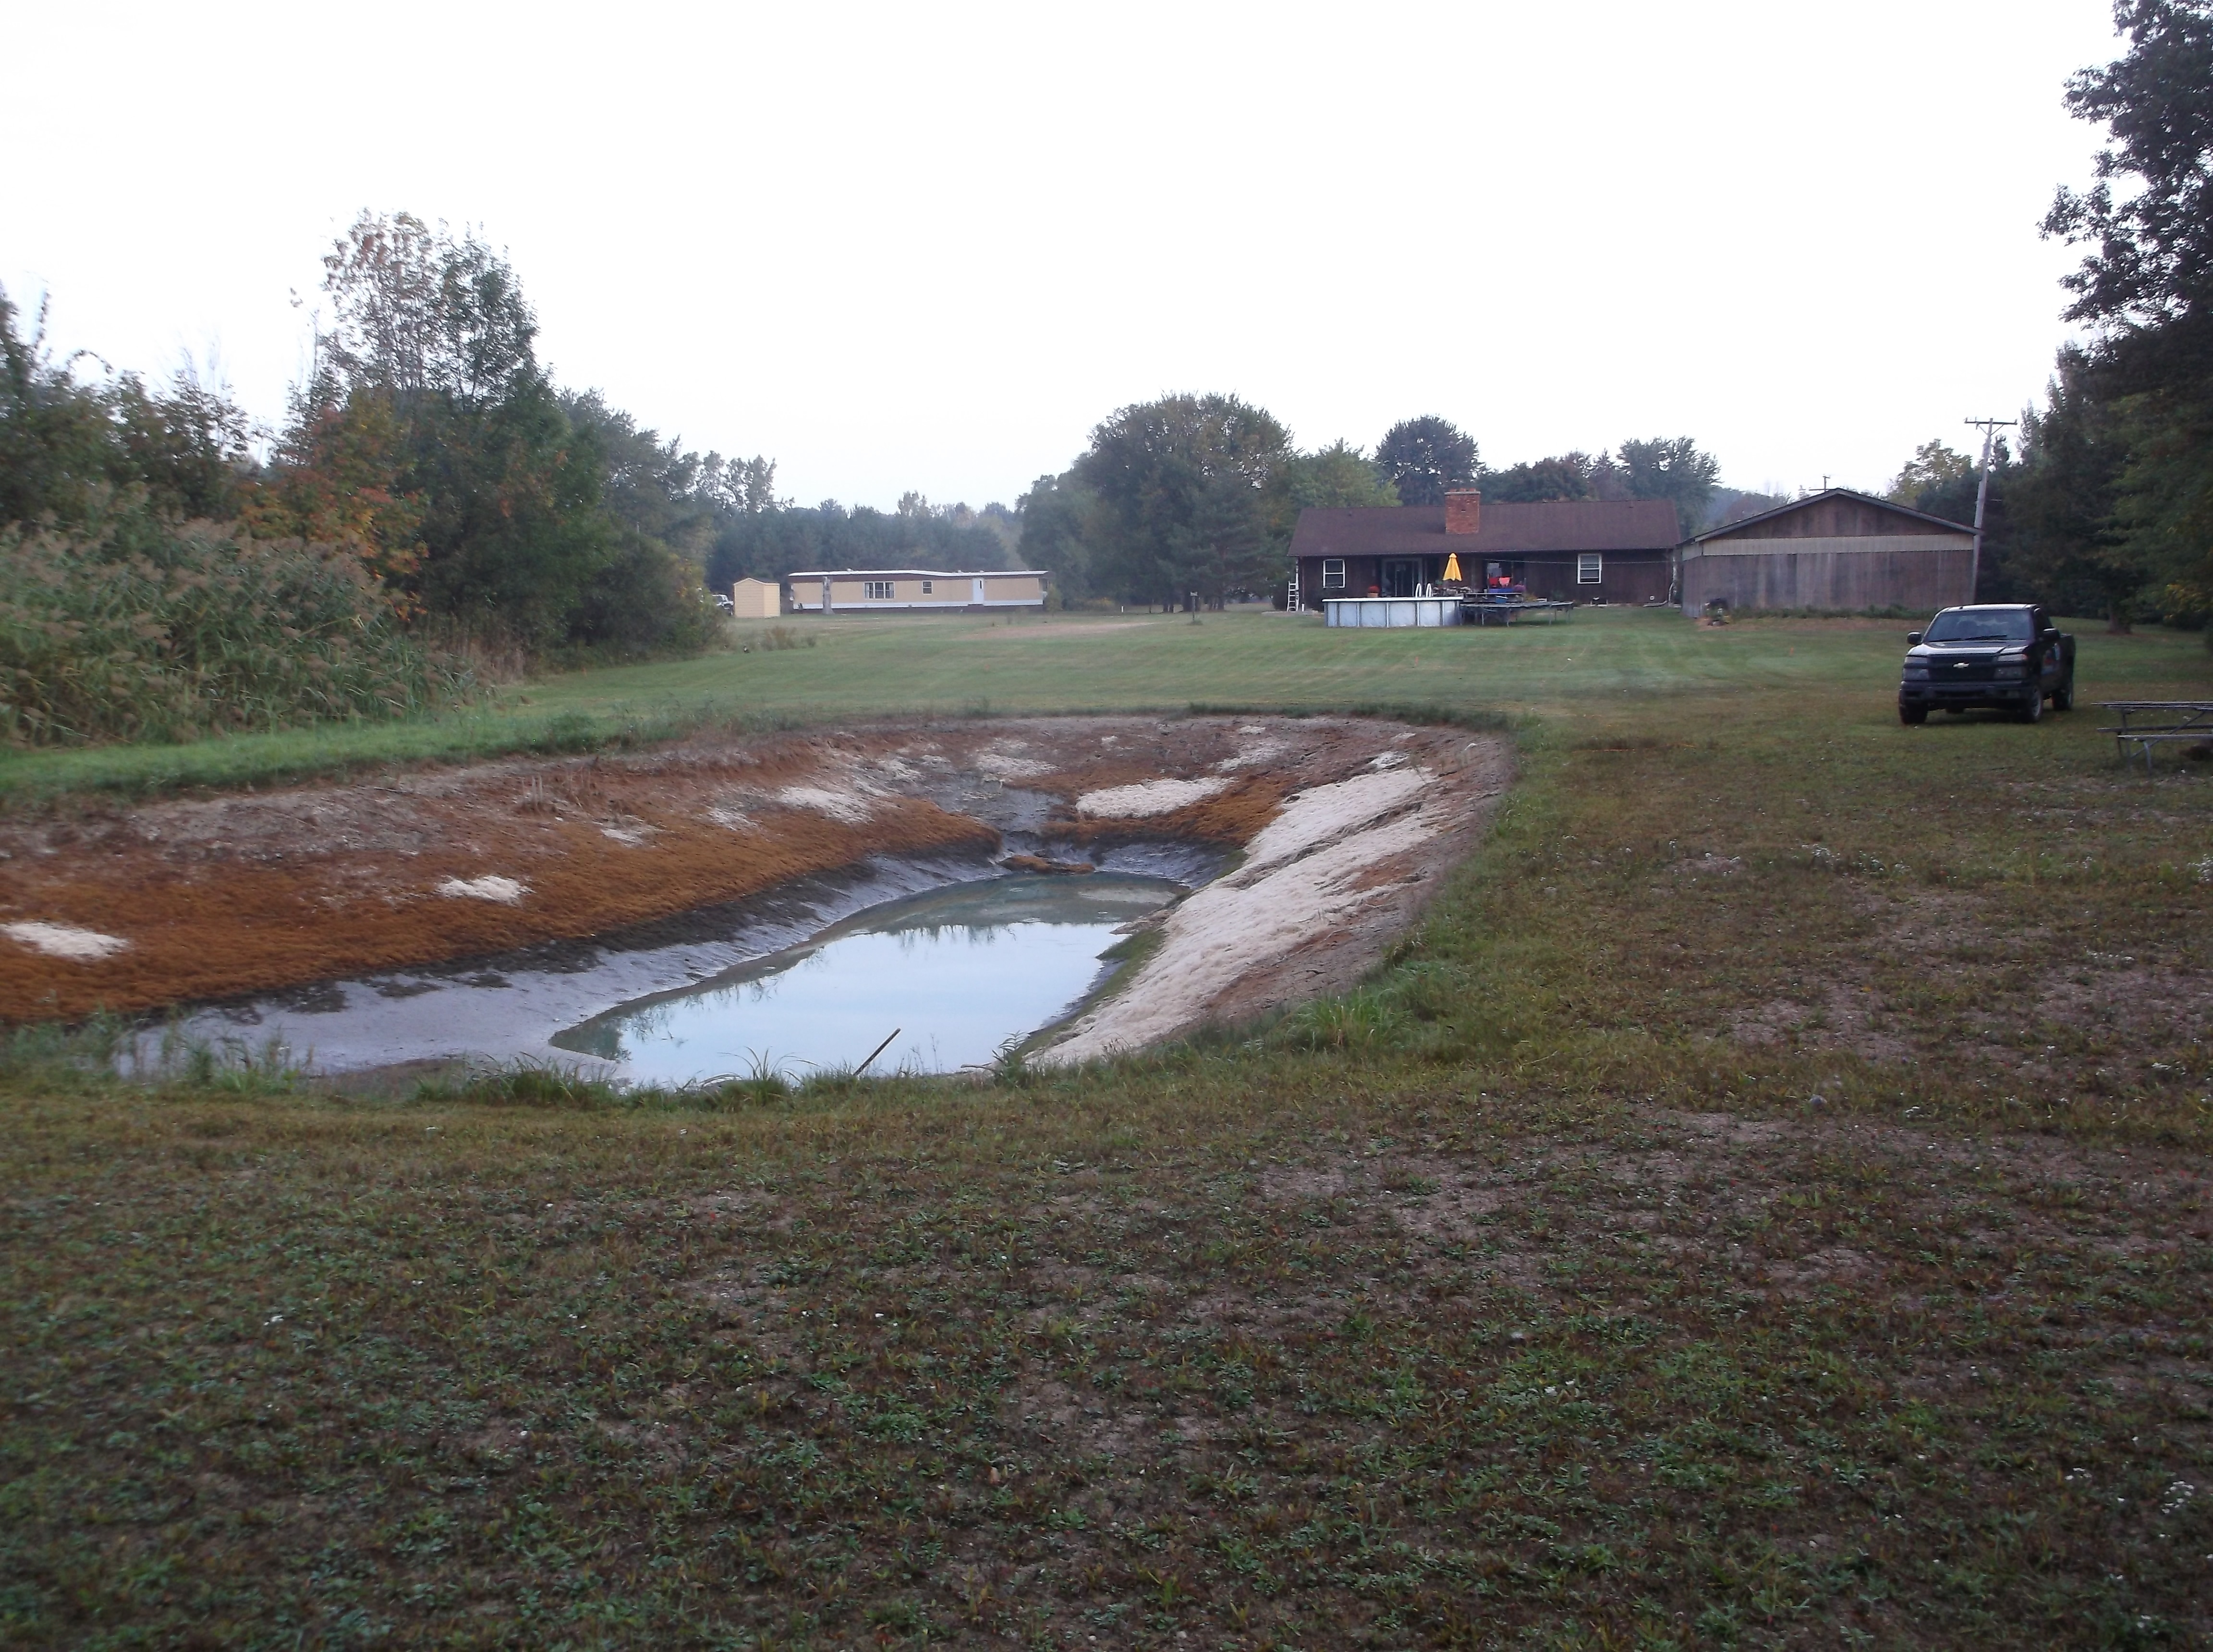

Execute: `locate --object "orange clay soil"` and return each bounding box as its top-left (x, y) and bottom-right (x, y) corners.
top-left (0, 716), bottom-right (1485, 1021)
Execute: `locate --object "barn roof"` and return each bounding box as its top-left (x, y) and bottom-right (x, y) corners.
top-left (1289, 500), bottom-right (1679, 559)
top-left (1690, 487), bottom-right (1972, 544)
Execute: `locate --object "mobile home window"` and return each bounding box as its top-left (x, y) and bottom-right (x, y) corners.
top-left (1322, 559), bottom-right (1347, 590)
top-left (920, 579), bottom-right (933, 595)
top-left (863, 580), bottom-right (895, 600)
top-left (1577, 554), bottom-right (1603, 584)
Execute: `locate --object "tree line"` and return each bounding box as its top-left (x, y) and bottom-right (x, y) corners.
top-left (1019, 402), bottom-right (1727, 609)
top-left (0, 213), bottom-right (1030, 745)
top-left (1029, 3), bottom-right (2212, 631)
top-left (1885, 1), bottom-right (2211, 633)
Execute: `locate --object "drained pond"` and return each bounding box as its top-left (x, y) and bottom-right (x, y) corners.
top-left (129, 850), bottom-right (1208, 1085)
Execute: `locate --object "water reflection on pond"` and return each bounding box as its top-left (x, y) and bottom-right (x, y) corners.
top-left (551, 874), bottom-right (1178, 1082)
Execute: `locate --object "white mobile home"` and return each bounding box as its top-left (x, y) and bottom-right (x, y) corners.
top-left (787, 569), bottom-right (1050, 614)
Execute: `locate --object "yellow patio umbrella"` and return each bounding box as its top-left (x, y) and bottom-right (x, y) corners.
top-left (1442, 553), bottom-right (1462, 583)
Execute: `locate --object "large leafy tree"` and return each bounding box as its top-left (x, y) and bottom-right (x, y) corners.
top-left (1617, 437), bottom-right (1721, 538)
top-left (307, 213), bottom-right (538, 408)
top-left (1886, 440), bottom-right (1976, 505)
top-left (2045, 0), bottom-right (2213, 331)
top-left (1481, 453), bottom-right (1600, 503)
top-left (1016, 474), bottom-right (1106, 605)
top-left (1374, 416), bottom-right (1477, 506)
top-left (2043, 0), bottom-right (2213, 625)
top-left (1073, 394), bottom-right (1293, 607)
top-left (1280, 440), bottom-right (1396, 510)
top-left (254, 212), bottom-right (718, 652)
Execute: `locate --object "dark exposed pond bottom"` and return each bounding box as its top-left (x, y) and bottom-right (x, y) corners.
top-left (131, 843), bottom-right (1216, 1083)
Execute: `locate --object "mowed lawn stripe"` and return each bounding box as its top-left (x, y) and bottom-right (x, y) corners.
top-left (7, 607), bottom-right (2206, 806)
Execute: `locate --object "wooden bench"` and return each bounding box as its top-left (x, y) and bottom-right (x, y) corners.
top-left (2098, 702), bottom-right (2213, 772)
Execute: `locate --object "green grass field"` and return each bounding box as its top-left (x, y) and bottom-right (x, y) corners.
top-left (4, 609), bottom-right (2212, 1648)
top-left (11, 606), bottom-right (2205, 807)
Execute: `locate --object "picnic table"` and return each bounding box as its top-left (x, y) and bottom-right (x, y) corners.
top-left (2098, 702), bottom-right (2213, 771)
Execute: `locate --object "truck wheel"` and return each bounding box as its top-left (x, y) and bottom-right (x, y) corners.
top-left (1899, 703), bottom-right (1927, 725)
top-left (2019, 686), bottom-right (2045, 723)
top-left (2053, 675), bottom-right (2075, 712)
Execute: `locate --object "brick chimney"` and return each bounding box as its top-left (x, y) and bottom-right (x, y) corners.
top-left (1445, 489), bottom-right (1482, 535)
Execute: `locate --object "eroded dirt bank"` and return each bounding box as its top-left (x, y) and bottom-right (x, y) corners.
top-left (0, 717), bottom-right (1511, 1047)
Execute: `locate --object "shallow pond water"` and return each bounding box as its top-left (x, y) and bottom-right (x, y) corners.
top-left (129, 852), bottom-right (1206, 1082)
top-left (552, 875), bottom-right (1177, 1082)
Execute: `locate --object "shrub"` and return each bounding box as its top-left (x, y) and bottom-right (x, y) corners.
top-left (0, 518), bottom-right (473, 745)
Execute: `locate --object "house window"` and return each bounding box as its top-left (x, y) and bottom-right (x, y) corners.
top-left (920, 579), bottom-right (933, 595)
top-left (1322, 559), bottom-right (1347, 591)
top-left (1577, 554), bottom-right (1603, 584)
top-left (864, 580), bottom-right (895, 600)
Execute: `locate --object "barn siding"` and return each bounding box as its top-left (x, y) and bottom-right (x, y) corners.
top-left (1680, 544), bottom-right (1972, 613)
top-left (1679, 489), bottom-right (1981, 616)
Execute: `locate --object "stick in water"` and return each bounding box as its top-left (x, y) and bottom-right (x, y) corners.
top-left (856, 1028), bottom-right (902, 1077)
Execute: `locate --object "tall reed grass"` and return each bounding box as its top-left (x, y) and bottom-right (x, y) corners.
top-left (0, 518), bottom-right (474, 745)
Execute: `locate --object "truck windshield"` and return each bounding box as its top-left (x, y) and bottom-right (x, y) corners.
top-left (1924, 610), bottom-right (2034, 643)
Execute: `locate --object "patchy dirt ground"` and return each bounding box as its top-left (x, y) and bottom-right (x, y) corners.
top-left (14, 1083), bottom-right (2200, 1648)
top-left (0, 717), bottom-right (1510, 1044)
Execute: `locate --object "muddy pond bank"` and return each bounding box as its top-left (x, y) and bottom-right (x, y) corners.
top-left (3, 716), bottom-right (1512, 1064)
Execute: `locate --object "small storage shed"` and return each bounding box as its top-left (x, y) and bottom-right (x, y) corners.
top-left (786, 569), bottom-right (1050, 615)
top-left (729, 577), bottom-right (782, 619)
top-left (1678, 489), bottom-right (1974, 615)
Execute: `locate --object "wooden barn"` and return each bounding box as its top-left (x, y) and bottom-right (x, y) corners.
top-left (1677, 489), bottom-right (1975, 615)
top-left (1289, 491), bottom-right (1680, 610)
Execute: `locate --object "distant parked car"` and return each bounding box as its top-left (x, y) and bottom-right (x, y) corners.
top-left (1898, 604), bottom-right (2075, 725)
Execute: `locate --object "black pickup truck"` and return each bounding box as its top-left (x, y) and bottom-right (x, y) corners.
top-left (1898, 604), bottom-right (2076, 725)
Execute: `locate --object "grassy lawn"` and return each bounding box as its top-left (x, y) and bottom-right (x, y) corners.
top-left (15, 605), bottom-right (2201, 806)
top-left (3, 611), bottom-right (2212, 1647)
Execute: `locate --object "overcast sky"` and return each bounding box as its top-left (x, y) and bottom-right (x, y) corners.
top-left (5, 1), bottom-right (2123, 510)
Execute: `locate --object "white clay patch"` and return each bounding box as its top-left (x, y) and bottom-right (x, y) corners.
top-left (1, 921), bottom-right (131, 961)
top-left (437, 876), bottom-right (527, 904)
top-left (1075, 777), bottom-right (1231, 819)
top-left (775, 786), bottom-right (876, 825)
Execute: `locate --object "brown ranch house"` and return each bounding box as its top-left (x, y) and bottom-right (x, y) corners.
top-left (1289, 490), bottom-right (1680, 610)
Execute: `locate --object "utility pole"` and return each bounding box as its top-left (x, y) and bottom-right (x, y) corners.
top-left (1964, 417), bottom-right (2018, 603)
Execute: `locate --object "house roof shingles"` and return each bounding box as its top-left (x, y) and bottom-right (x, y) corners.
top-left (1289, 500), bottom-right (1679, 559)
